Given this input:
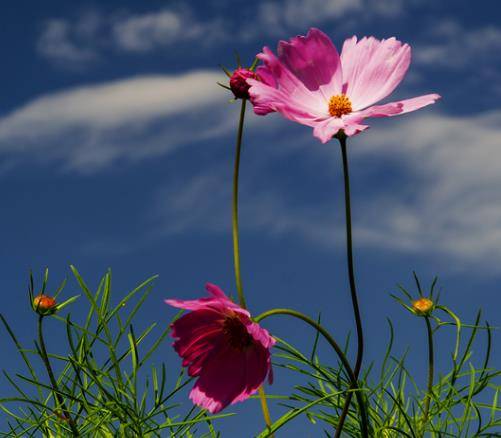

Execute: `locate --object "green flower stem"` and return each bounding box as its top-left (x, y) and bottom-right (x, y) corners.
top-left (231, 97), bottom-right (273, 431)
top-left (233, 98), bottom-right (247, 309)
top-left (422, 316), bottom-right (434, 435)
top-left (254, 308), bottom-right (369, 437)
top-left (335, 133), bottom-right (365, 438)
top-left (38, 315), bottom-right (80, 436)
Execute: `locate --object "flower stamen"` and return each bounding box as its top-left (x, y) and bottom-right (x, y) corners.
top-left (223, 315), bottom-right (252, 350)
top-left (328, 94), bottom-right (352, 117)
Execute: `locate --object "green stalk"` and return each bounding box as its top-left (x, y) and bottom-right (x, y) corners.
top-left (233, 98), bottom-right (247, 309)
top-left (335, 133), bottom-right (366, 438)
top-left (38, 315), bottom-right (80, 436)
top-left (254, 308), bottom-right (369, 437)
top-left (421, 316), bottom-right (434, 435)
top-left (232, 97), bottom-right (272, 431)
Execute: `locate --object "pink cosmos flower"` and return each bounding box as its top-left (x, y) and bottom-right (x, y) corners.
top-left (247, 28), bottom-right (441, 143)
top-left (165, 283), bottom-right (275, 413)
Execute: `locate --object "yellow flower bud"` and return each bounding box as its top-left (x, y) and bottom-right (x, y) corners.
top-left (412, 297), bottom-right (433, 316)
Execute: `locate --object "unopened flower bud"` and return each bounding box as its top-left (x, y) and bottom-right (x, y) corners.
top-left (412, 297), bottom-right (433, 316)
top-left (229, 68), bottom-right (257, 99)
top-left (33, 294), bottom-right (57, 315)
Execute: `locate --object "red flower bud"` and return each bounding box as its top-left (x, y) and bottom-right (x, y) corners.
top-left (33, 294), bottom-right (57, 315)
top-left (229, 68), bottom-right (257, 99)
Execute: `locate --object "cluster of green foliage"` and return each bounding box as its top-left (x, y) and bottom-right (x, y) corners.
top-left (265, 276), bottom-right (500, 437)
top-left (0, 270), bottom-right (499, 437)
top-left (0, 268), bottom-right (230, 437)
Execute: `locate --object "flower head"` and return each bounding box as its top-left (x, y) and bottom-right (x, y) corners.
top-left (412, 297), bottom-right (434, 316)
top-left (165, 283), bottom-right (275, 413)
top-left (33, 294), bottom-right (57, 315)
top-left (247, 28), bottom-right (441, 143)
top-left (229, 67), bottom-right (258, 99)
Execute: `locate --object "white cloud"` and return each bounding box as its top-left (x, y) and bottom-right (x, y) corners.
top-left (148, 109), bottom-right (501, 270)
top-left (37, 17), bottom-right (99, 65)
top-left (415, 19), bottom-right (501, 69)
top-left (37, 0), bottom-right (418, 67)
top-left (0, 70), bottom-right (234, 171)
top-left (37, 8), bottom-right (224, 66)
top-left (256, 0), bottom-right (362, 33)
top-left (252, 0), bottom-right (410, 37)
top-left (111, 9), bottom-right (223, 52)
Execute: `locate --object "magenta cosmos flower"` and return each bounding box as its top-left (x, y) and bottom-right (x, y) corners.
top-left (165, 283), bottom-right (275, 413)
top-left (247, 28), bottom-right (440, 143)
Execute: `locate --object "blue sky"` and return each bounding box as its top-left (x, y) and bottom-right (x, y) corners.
top-left (1, 0), bottom-right (500, 435)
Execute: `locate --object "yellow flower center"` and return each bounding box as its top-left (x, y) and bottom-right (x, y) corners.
top-left (328, 94), bottom-right (352, 117)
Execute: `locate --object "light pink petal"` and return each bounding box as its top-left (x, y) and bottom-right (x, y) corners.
top-left (248, 78), bottom-right (325, 126)
top-left (342, 122), bottom-right (370, 137)
top-left (340, 94), bottom-right (440, 137)
top-left (345, 93), bottom-right (440, 124)
top-left (277, 28), bottom-right (342, 96)
top-left (347, 101), bottom-right (404, 121)
top-left (341, 36), bottom-right (411, 110)
top-left (385, 93), bottom-right (441, 116)
top-left (312, 118), bottom-right (346, 143)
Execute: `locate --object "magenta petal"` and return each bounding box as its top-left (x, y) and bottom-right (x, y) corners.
top-left (232, 345), bottom-right (271, 403)
top-left (205, 283), bottom-right (228, 300)
top-left (170, 309), bottom-right (222, 344)
top-left (166, 284), bottom-right (275, 414)
top-left (189, 342), bottom-right (271, 413)
top-left (189, 345), bottom-right (247, 413)
top-left (277, 28), bottom-right (342, 94)
top-left (248, 46), bottom-right (327, 118)
top-left (341, 36), bottom-right (411, 110)
top-left (166, 283), bottom-right (248, 315)
top-left (245, 320), bottom-right (276, 349)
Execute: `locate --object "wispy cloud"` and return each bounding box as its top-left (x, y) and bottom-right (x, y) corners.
top-left (37, 13), bottom-right (101, 66)
top-left (415, 19), bottom-right (501, 70)
top-left (0, 70), bottom-right (234, 171)
top-left (111, 9), bottom-right (224, 52)
top-left (253, 0), bottom-right (407, 37)
top-left (146, 109), bottom-right (501, 270)
top-left (37, 1), bottom-right (418, 67)
top-left (37, 8), bottom-right (224, 66)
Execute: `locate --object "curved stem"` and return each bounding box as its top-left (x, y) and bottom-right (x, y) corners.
top-left (231, 98), bottom-right (272, 430)
top-left (38, 316), bottom-right (80, 436)
top-left (422, 316), bottom-right (434, 435)
top-left (255, 308), bottom-right (369, 437)
top-left (335, 134), bottom-right (365, 438)
top-left (233, 98), bottom-right (247, 309)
